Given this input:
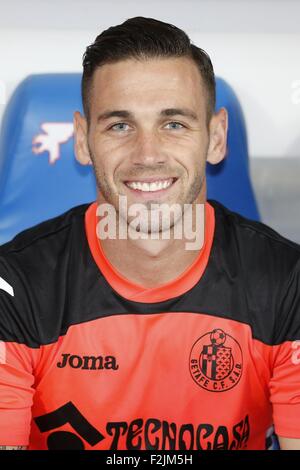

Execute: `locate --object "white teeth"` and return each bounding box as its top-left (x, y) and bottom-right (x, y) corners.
top-left (126, 179), bottom-right (173, 192)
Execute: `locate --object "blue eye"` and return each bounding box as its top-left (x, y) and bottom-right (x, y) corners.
top-left (110, 123), bottom-right (130, 131)
top-left (165, 122), bottom-right (184, 129)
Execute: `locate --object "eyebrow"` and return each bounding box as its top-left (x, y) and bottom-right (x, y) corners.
top-left (96, 108), bottom-right (199, 123)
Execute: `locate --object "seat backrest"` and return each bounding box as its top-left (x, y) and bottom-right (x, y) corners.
top-left (207, 77), bottom-right (259, 220)
top-left (0, 73), bottom-right (259, 245)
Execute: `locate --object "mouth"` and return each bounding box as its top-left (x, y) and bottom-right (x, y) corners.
top-left (123, 177), bottom-right (178, 194)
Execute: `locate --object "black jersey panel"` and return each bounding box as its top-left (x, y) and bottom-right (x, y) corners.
top-left (0, 200), bottom-right (299, 348)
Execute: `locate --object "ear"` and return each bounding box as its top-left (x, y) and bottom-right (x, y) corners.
top-left (73, 111), bottom-right (93, 166)
top-left (206, 107), bottom-right (228, 165)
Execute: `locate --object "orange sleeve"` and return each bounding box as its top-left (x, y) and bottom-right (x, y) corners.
top-left (0, 340), bottom-right (38, 446)
top-left (270, 340), bottom-right (300, 439)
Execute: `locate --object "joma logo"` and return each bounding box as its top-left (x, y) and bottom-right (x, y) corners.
top-left (57, 353), bottom-right (119, 370)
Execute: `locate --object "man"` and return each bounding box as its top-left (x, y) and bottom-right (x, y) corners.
top-left (0, 17), bottom-right (300, 451)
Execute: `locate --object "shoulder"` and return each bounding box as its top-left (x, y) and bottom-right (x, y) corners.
top-left (209, 199), bottom-right (300, 273)
top-left (209, 200), bottom-right (300, 344)
top-left (0, 203), bottom-right (90, 260)
top-left (0, 203), bottom-right (91, 347)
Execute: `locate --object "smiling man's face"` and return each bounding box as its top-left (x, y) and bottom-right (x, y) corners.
top-left (74, 56), bottom-right (227, 222)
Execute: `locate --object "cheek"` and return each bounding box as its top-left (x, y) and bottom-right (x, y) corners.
top-left (166, 132), bottom-right (205, 156)
top-left (174, 147), bottom-right (206, 179)
top-left (95, 131), bottom-right (131, 153)
top-left (92, 142), bottom-right (125, 179)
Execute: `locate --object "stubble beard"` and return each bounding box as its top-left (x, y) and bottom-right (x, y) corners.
top-left (92, 157), bottom-right (205, 236)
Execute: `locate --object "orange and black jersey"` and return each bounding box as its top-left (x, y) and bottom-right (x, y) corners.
top-left (0, 200), bottom-right (300, 450)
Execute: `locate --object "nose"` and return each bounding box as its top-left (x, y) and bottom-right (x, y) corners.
top-left (130, 129), bottom-right (167, 166)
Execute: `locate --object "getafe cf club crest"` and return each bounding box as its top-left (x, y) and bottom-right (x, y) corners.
top-left (189, 328), bottom-right (243, 392)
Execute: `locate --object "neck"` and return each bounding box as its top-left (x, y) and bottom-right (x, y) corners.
top-left (97, 190), bottom-right (207, 288)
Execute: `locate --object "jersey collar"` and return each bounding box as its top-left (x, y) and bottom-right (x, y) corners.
top-left (85, 201), bottom-right (215, 303)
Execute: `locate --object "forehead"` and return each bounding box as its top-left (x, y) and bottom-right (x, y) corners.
top-left (89, 57), bottom-right (206, 115)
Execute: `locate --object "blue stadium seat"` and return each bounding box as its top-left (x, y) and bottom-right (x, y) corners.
top-left (0, 74), bottom-right (260, 245)
top-left (207, 77), bottom-right (259, 221)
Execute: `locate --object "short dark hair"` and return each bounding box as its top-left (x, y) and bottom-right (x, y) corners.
top-left (82, 16), bottom-right (216, 127)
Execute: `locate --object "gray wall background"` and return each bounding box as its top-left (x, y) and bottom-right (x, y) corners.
top-left (251, 159), bottom-right (300, 244)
